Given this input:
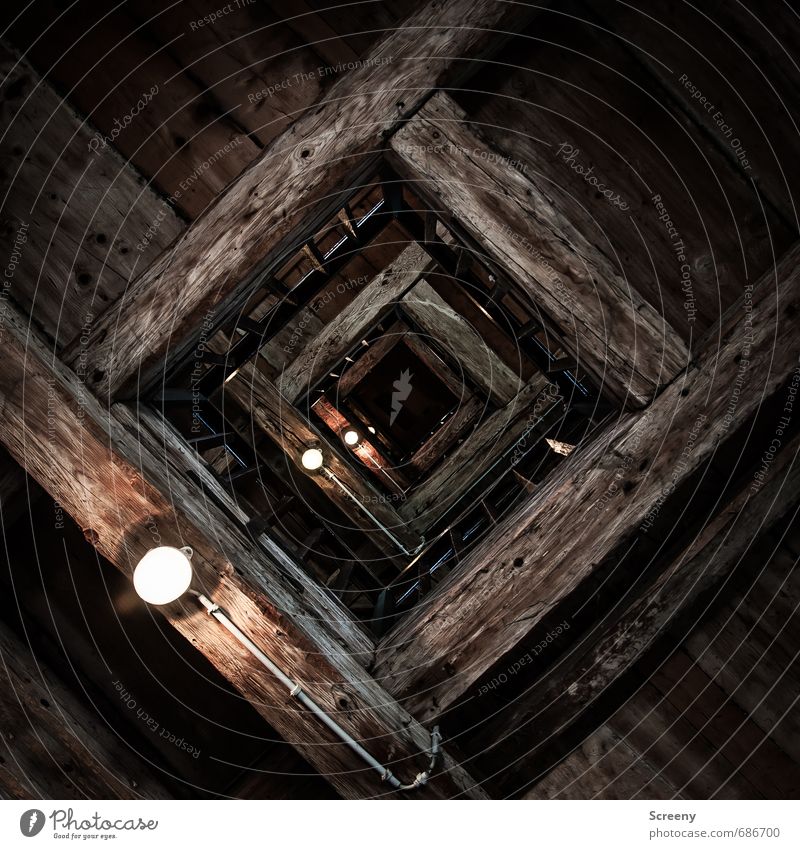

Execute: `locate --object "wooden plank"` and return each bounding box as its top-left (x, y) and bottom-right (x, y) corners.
top-left (77, 0), bottom-right (539, 399)
top-left (653, 650), bottom-right (800, 799)
top-left (389, 92), bottom-right (690, 407)
top-left (399, 375), bottom-right (561, 533)
top-left (4, 1), bottom-right (259, 219)
top-left (130, 0), bottom-right (332, 148)
top-left (452, 3), bottom-right (792, 341)
top-left (476, 426), bottom-right (800, 793)
top-left (0, 42), bottom-right (184, 346)
top-left (226, 361), bottom-right (420, 553)
top-left (402, 278), bottom-right (524, 405)
top-left (0, 618), bottom-right (167, 799)
top-left (607, 682), bottom-right (760, 799)
top-left (588, 0), bottom-right (800, 228)
top-left (0, 299), bottom-right (484, 800)
top-left (523, 725), bottom-right (682, 800)
top-left (373, 240), bottom-right (800, 723)
top-left (406, 394), bottom-right (484, 477)
top-left (278, 243), bottom-right (430, 402)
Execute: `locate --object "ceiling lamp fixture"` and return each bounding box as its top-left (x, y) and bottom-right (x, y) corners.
top-left (343, 428), bottom-right (360, 446)
top-left (133, 546), bottom-right (194, 605)
top-left (131, 545), bottom-right (440, 791)
top-left (300, 445), bottom-right (325, 470)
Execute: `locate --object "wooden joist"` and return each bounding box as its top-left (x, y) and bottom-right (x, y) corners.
top-left (0, 42), bottom-right (184, 347)
top-left (373, 241), bottom-right (800, 723)
top-left (0, 300), bottom-right (483, 799)
top-left (476, 425), bottom-right (800, 796)
top-left (398, 374), bottom-right (562, 533)
top-left (278, 243), bottom-right (431, 402)
top-left (0, 618), bottom-right (167, 799)
top-left (388, 92), bottom-right (690, 407)
top-left (77, 0), bottom-right (537, 399)
top-left (225, 364), bottom-right (419, 554)
top-left (401, 279), bottom-right (524, 405)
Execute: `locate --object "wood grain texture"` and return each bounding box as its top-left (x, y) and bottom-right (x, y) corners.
top-left (401, 278), bottom-right (524, 405)
top-left (523, 724), bottom-right (682, 800)
top-left (0, 299), bottom-right (484, 799)
top-left (373, 240), bottom-right (800, 722)
top-left (226, 361), bottom-right (420, 553)
top-left (77, 0), bottom-right (538, 399)
top-left (0, 619), bottom-right (167, 799)
top-left (278, 242), bottom-right (431, 402)
top-left (4, 1), bottom-right (259, 218)
top-left (389, 92), bottom-right (690, 407)
top-left (399, 374), bottom-right (560, 533)
top-left (476, 426), bottom-right (800, 796)
top-left (0, 42), bottom-right (184, 347)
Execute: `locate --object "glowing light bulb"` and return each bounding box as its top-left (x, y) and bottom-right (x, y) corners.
top-left (133, 546), bottom-right (193, 604)
top-left (367, 426), bottom-right (376, 435)
top-left (343, 429), bottom-right (360, 446)
top-left (301, 447), bottom-right (324, 470)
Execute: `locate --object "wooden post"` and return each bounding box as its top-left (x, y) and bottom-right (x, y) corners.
top-left (0, 300), bottom-right (484, 799)
top-left (373, 241), bottom-right (800, 722)
top-left (78, 0), bottom-right (538, 399)
top-left (388, 92), bottom-right (690, 407)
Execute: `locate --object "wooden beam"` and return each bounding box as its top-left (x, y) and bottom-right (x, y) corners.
top-left (373, 241), bottom-right (800, 722)
top-left (399, 374), bottom-right (562, 533)
top-left (77, 0), bottom-right (538, 399)
top-left (478, 425), bottom-right (800, 796)
top-left (0, 301), bottom-right (484, 799)
top-left (388, 92), bottom-right (690, 407)
top-left (402, 279), bottom-right (524, 405)
top-left (226, 362), bottom-right (419, 554)
top-left (278, 243), bottom-right (430, 402)
top-left (0, 42), bottom-right (184, 347)
top-left (0, 618), bottom-right (167, 799)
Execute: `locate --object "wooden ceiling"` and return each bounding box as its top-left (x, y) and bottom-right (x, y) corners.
top-left (0, 0), bottom-right (799, 800)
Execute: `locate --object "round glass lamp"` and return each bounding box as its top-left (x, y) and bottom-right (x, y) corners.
top-left (301, 447), bottom-right (324, 470)
top-left (133, 546), bottom-right (193, 604)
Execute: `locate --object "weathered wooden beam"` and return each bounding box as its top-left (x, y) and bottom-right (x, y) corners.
top-left (399, 374), bottom-right (562, 533)
top-left (478, 425), bottom-right (800, 796)
top-left (402, 279), bottom-right (524, 405)
top-left (0, 41), bottom-right (184, 348)
top-left (388, 92), bottom-right (690, 407)
top-left (0, 618), bottom-right (167, 799)
top-left (374, 241), bottom-right (800, 722)
top-left (0, 303), bottom-right (483, 798)
top-left (77, 0), bottom-right (538, 399)
top-left (226, 362), bottom-right (419, 554)
top-left (278, 243), bottom-right (430, 402)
